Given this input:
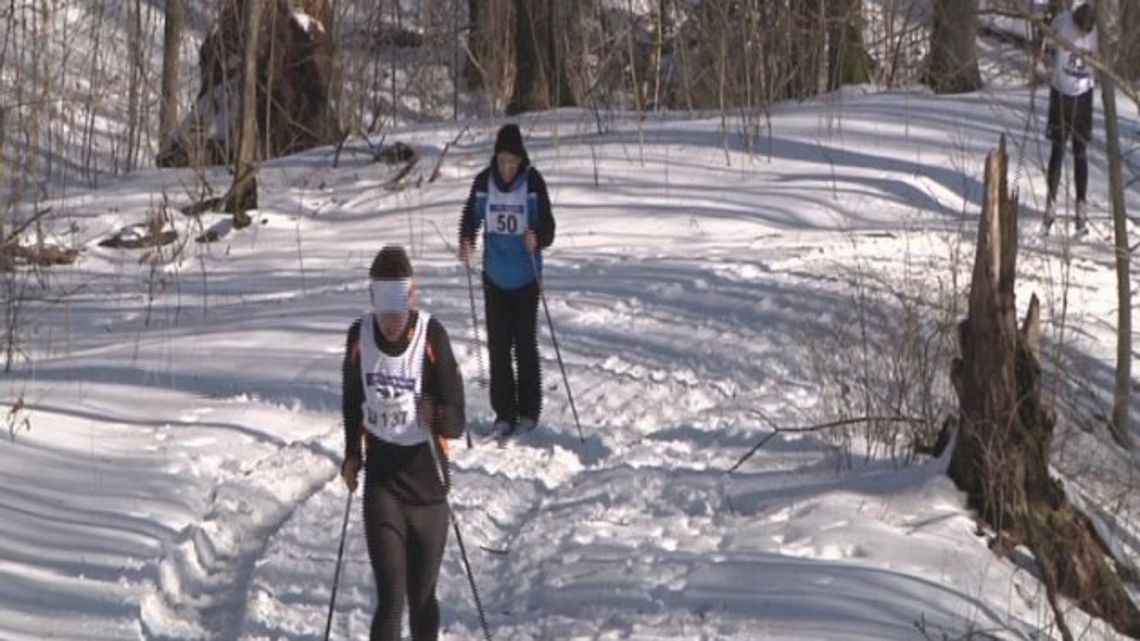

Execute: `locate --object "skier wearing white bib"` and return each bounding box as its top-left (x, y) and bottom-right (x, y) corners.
top-left (458, 124), bottom-right (556, 438)
top-left (340, 245), bottom-right (465, 641)
top-left (1042, 2), bottom-right (1098, 234)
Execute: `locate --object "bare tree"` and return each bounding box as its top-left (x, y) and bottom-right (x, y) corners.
top-left (1096, 0), bottom-right (1134, 449)
top-left (465, 0), bottom-right (483, 90)
top-left (508, 0), bottom-right (543, 114)
top-left (1122, 0), bottom-right (1140, 78)
top-left (507, 0), bottom-right (575, 114)
top-left (926, 0), bottom-right (982, 93)
top-left (224, 0), bottom-right (259, 227)
top-left (791, 0), bottom-right (826, 99)
top-left (160, 0), bottom-right (185, 145)
top-left (827, 0), bottom-right (871, 91)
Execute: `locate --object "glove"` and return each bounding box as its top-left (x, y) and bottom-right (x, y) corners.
top-left (341, 455), bottom-right (361, 492)
top-left (459, 240), bottom-right (475, 266)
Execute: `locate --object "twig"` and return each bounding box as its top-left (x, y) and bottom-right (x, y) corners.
top-left (726, 414), bottom-right (926, 475)
top-left (382, 156), bottom-right (420, 192)
top-left (430, 126), bottom-right (469, 183)
top-left (3, 207), bottom-right (53, 243)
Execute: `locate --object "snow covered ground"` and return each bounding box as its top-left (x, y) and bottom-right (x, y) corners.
top-left (2, 82), bottom-right (1140, 640)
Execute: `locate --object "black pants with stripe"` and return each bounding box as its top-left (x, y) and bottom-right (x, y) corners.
top-left (484, 277), bottom-right (542, 425)
top-left (363, 480), bottom-right (448, 641)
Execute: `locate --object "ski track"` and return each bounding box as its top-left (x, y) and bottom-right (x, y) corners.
top-left (140, 429), bottom-right (341, 641)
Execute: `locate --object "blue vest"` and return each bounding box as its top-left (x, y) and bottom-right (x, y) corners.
top-left (477, 169), bottom-right (542, 289)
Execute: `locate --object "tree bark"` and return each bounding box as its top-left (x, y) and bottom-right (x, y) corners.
top-left (950, 137), bottom-right (1140, 637)
top-left (1122, 0), bottom-right (1140, 79)
top-left (926, 0), bottom-right (982, 94)
top-left (125, 0), bottom-right (144, 172)
top-left (1097, 0), bottom-right (1134, 449)
top-left (507, 0), bottom-right (538, 114)
top-left (791, 0), bottom-right (825, 99)
top-left (507, 0), bottom-right (575, 115)
top-left (466, 0), bottom-right (482, 89)
top-left (827, 0), bottom-right (871, 91)
top-left (160, 0), bottom-right (185, 145)
top-left (651, 0), bottom-right (668, 109)
top-left (225, 0), bottom-right (260, 227)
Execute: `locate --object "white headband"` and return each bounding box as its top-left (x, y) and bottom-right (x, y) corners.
top-left (370, 278), bottom-right (412, 312)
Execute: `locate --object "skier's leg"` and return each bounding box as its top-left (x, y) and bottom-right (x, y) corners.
top-left (363, 482), bottom-right (408, 641)
top-left (1047, 137), bottom-right (1065, 206)
top-left (484, 278), bottom-right (517, 424)
top-left (1073, 136), bottom-right (1088, 204)
top-left (1045, 89), bottom-right (1066, 207)
top-left (514, 281), bottom-right (542, 423)
top-left (1073, 90), bottom-right (1092, 204)
top-left (405, 501), bottom-right (449, 641)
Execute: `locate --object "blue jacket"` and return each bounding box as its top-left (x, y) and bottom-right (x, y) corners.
top-left (459, 156), bottom-right (556, 289)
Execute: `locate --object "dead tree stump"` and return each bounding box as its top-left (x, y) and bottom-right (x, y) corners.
top-left (949, 136), bottom-right (1140, 638)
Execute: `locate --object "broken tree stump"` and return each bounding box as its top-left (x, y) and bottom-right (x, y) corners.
top-left (949, 136), bottom-right (1140, 638)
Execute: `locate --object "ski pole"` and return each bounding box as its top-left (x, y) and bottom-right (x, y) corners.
top-left (461, 261), bottom-right (480, 449)
top-left (424, 430), bottom-right (494, 641)
top-left (528, 250), bottom-right (585, 443)
top-left (434, 221), bottom-right (483, 449)
top-left (323, 488), bottom-right (355, 641)
top-left (463, 258), bottom-right (490, 446)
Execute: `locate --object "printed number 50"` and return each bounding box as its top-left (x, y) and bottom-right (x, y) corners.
top-left (495, 213), bottom-right (519, 234)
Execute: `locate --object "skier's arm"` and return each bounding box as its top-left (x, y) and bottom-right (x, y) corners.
top-left (341, 320), bottom-right (365, 462)
top-left (530, 168), bottom-right (556, 249)
top-left (458, 170), bottom-right (487, 247)
top-left (424, 318), bottom-right (465, 439)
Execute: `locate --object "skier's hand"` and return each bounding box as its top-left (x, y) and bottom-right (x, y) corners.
top-left (341, 455), bottom-right (361, 493)
top-left (459, 240), bottom-right (475, 266)
top-left (417, 397), bottom-right (436, 433)
top-left (524, 230), bottom-right (538, 253)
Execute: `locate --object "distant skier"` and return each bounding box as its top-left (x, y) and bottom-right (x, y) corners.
top-left (341, 245), bottom-right (465, 641)
top-left (458, 124), bottom-right (556, 437)
top-left (1042, 1), bottom-right (1098, 234)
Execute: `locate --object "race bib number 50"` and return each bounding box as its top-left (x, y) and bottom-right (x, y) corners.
top-left (489, 205), bottom-right (526, 236)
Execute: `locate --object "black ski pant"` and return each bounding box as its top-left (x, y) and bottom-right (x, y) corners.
top-left (1046, 88), bottom-right (1092, 205)
top-left (363, 480), bottom-right (449, 641)
top-left (484, 277), bottom-right (541, 425)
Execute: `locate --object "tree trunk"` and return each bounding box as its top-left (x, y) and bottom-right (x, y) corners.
top-left (791, 0), bottom-right (824, 99)
top-left (926, 0), bottom-right (982, 94)
top-left (507, 0), bottom-right (574, 114)
top-left (1097, 0), bottom-right (1134, 449)
top-left (466, 0), bottom-right (482, 90)
top-left (125, 0), bottom-right (143, 172)
top-left (651, 0), bottom-right (667, 109)
top-left (1122, 0), bottom-right (1140, 79)
top-left (950, 137), bottom-right (1140, 637)
top-left (160, 0), bottom-right (184, 145)
top-left (508, 0), bottom-right (537, 114)
top-left (225, 0), bottom-right (259, 227)
top-left (827, 0), bottom-right (871, 91)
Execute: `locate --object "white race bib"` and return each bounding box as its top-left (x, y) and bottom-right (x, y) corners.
top-left (485, 173), bottom-right (529, 237)
top-left (359, 312), bottom-right (430, 446)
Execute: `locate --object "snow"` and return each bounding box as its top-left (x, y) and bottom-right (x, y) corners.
top-left (3, 42), bottom-right (1140, 641)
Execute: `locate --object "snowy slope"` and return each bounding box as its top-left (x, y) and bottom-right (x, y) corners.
top-left (2, 84), bottom-right (1139, 641)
